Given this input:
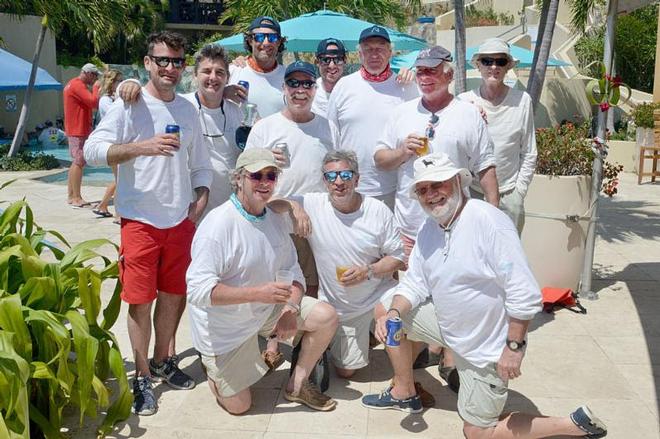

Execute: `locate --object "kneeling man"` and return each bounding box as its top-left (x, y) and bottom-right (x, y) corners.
top-left (187, 149), bottom-right (338, 414)
top-left (362, 152), bottom-right (608, 439)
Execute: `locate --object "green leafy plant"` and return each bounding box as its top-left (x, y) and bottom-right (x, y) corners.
top-left (0, 181), bottom-right (131, 438)
top-left (535, 122), bottom-right (622, 197)
top-left (465, 5), bottom-right (514, 27)
top-left (0, 144), bottom-right (59, 171)
top-left (631, 102), bottom-right (660, 129)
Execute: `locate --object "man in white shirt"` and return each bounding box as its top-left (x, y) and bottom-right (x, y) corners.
top-left (187, 148), bottom-right (338, 415)
top-left (459, 38), bottom-right (537, 234)
top-left (84, 31), bottom-right (212, 417)
top-left (312, 38), bottom-right (347, 117)
top-left (362, 152), bottom-right (608, 439)
top-left (327, 25), bottom-right (419, 208)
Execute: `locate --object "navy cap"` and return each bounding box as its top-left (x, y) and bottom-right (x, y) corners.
top-left (413, 46), bottom-right (453, 68)
top-left (285, 61), bottom-right (317, 79)
top-left (359, 25), bottom-right (390, 43)
top-left (316, 38), bottom-right (346, 57)
top-left (248, 16), bottom-right (281, 34)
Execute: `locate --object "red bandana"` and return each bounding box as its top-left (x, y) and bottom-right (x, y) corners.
top-left (360, 64), bottom-right (393, 82)
top-left (247, 56), bottom-right (278, 74)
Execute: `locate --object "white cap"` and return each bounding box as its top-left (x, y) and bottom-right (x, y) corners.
top-left (470, 38), bottom-right (519, 69)
top-left (409, 152), bottom-right (472, 199)
top-left (81, 63), bottom-right (100, 74)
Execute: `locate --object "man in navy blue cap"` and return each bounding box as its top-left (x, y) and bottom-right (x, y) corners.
top-left (312, 38), bottom-right (347, 117)
top-left (327, 25), bottom-right (418, 209)
top-left (225, 16), bottom-right (287, 118)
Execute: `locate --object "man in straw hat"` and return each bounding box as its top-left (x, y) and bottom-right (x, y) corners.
top-left (362, 152), bottom-right (607, 438)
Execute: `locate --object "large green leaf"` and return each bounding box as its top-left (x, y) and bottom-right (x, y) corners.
top-left (97, 347), bottom-right (132, 437)
top-left (0, 295), bottom-right (32, 360)
top-left (59, 239), bottom-right (114, 272)
top-left (0, 331), bottom-right (30, 439)
top-left (0, 201), bottom-right (26, 236)
top-left (65, 310), bottom-right (99, 423)
top-left (75, 268), bottom-right (102, 326)
top-left (18, 277), bottom-right (58, 310)
top-left (101, 277), bottom-right (122, 331)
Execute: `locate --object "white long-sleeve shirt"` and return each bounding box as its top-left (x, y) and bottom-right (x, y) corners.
top-left (84, 88), bottom-right (212, 229)
top-left (459, 88), bottom-right (537, 197)
top-left (392, 199), bottom-right (542, 368)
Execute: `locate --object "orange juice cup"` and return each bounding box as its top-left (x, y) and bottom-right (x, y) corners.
top-left (336, 266), bottom-right (349, 282)
top-left (416, 136), bottom-right (429, 156)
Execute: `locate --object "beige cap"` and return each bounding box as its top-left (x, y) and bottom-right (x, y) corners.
top-left (235, 148), bottom-right (280, 173)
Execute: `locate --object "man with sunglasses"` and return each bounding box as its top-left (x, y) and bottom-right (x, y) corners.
top-left (225, 16), bottom-right (287, 118)
top-left (85, 31), bottom-right (212, 416)
top-left (312, 38), bottom-right (347, 117)
top-left (187, 148), bottom-right (339, 414)
top-left (459, 38), bottom-right (537, 234)
top-left (327, 25), bottom-right (419, 209)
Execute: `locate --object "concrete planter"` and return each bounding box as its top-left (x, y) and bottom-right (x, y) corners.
top-left (521, 174), bottom-right (592, 290)
top-left (608, 140), bottom-right (636, 173)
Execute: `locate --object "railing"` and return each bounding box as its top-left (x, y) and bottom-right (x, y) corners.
top-left (165, 0), bottom-right (226, 26)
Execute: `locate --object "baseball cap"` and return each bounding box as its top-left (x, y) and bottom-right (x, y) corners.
top-left (285, 61), bottom-right (317, 79)
top-left (413, 46), bottom-right (453, 68)
top-left (81, 63), bottom-right (100, 74)
top-left (359, 25), bottom-right (390, 44)
top-left (236, 148), bottom-right (280, 173)
top-left (248, 16), bottom-right (281, 34)
top-left (470, 38), bottom-right (519, 68)
top-left (316, 38), bottom-right (346, 57)
top-left (409, 152), bottom-right (472, 199)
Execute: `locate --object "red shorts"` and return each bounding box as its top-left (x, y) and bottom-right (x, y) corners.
top-left (119, 218), bottom-right (196, 304)
top-left (68, 136), bottom-right (87, 167)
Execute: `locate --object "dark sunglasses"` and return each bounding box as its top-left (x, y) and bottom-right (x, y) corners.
top-left (149, 55), bottom-right (185, 69)
top-left (317, 56), bottom-right (345, 66)
top-left (285, 78), bottom-right (316, 89)
top-left (323, 170), bottom-right (354, 183)
top-left (426, 113), bottom-right (439, 139)
top-left (479, 57), bottom-right (509, 67)
top-left (247, 170), bottom-right (278, 182)
top-left (251, 33), bottom-right (280, 43)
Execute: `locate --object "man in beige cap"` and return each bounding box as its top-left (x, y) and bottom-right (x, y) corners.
top-left (187, 148), bottom-right (339, 415)
top-left (460, 38), bottom-right (537, 234)
top-left (362, 152), bottom-right (607, 439)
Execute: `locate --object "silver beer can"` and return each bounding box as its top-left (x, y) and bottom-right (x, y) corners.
top-left (275, 142), bottom-right (290, 168)
top-left (243, 103), bottom-right (258, 126)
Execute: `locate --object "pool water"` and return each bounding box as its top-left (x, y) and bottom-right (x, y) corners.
top-left (26, 144), bottom-right (114, 187)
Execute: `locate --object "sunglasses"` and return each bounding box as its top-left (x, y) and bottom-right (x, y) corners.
top-left (426, 113), bottom-right (439, 139)
top-left (317, 56), bottom-right (345, 66)
top-left (149, 55), bottom-right (185, 69)
top-left (247, 170), bottom-right (278, 182)
top-left (323, 170), bottom-right (354, 183)
top-left (251, 33), bottom-right (280, 43)
top-left (479, 57), bottom-right (509, 67)
top-left (285, 78), bottom-right (316, 89)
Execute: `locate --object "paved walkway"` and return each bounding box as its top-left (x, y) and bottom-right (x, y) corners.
top-left (1, 170), bottom-right (658, 438)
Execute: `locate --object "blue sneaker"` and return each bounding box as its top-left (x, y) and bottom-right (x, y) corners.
top-left (570, 405), bottom-right (607, 438)
top-left (132, 376), bottom-right (157, 416)
top-left (361, 386), bottom-right (423, 413)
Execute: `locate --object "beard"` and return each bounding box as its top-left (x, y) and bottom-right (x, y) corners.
top-left (422, 180), bottom-right (462, 226)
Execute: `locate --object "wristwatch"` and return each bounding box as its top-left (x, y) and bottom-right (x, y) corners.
top-left (506, 339), bottom-right (526, 352)
top-left (366, 264), bottom-right (374, 280)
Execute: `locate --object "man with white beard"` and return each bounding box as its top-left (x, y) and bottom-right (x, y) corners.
top-left (362, 153), bottom-right (608, 439)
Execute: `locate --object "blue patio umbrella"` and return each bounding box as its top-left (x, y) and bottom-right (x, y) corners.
top-left (391, 45), bottom-right (570, 71)
top-left (215, 10), bottom-right (428, 53)
top-left (0, 48), bottom-right (62, 91)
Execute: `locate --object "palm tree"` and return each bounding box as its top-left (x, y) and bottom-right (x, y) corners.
top-left (3, 0), bottom-right (139, 158)
top-left (526, 0), bottom-right (560, 111)
top-left (453, 0), bottom-right (467, 94)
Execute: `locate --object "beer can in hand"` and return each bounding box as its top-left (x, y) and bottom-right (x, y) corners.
top-left (238, 80), bottom-right (250, 93)
top-left (386, 317), bottom-right (403, 347)
top-left (165, 124), bottom-right (180, 138)
top-left (274, 142), bottom-right (290, 168)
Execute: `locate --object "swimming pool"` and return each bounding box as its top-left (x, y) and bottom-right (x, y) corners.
top-left (26, 145), bottom-right (114, 187)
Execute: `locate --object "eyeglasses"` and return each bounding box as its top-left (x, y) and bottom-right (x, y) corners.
top-left (247, 170), bottom-right (279, 182)
top-left (426, 113), bottom-right (439, 139)
top-left (195, 93), bottom-right (226, 140)
top-left (149, 55), bottom-right (185, 69)
top-left (479, 57), bottom-right (509, 67)
top-left (318, 56), bottom-right (345, 66)
top-left (285, 78), bottom-right (316, 89)
top-left (414, 181), bottom-right (446, 197)
top-left (251, 33), bottom-right (280, 43)
top-left (323, 170), bottom-right (354, 183)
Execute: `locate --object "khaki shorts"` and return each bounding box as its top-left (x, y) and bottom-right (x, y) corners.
top-left (329, 310), bottom-right (373, 369)
top-left (380, 296), bottom-right (508, 428)
top-left (291, 234), bottom-right (318, 287)
top-left (201, 296), bottom-right (319, 397)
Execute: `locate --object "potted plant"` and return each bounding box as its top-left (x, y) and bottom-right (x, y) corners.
top-left (631, 102), bottom-right (660, 168)
top-left (521, 122), bottom-right (623, 290)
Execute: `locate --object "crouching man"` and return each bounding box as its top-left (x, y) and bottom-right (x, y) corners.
top-left (186, 148), bottom-right (338, 414)
top-left (362, 152), bottom-right (608, 439)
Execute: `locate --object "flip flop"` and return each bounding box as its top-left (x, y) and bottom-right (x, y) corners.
top-left (69, 201), bottom-right (92, 209)
top-left (92, 209), bottom-right (113, 218)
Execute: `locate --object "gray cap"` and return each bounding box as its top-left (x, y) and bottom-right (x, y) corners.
top-left (81, 63), bottom-right (100, 74)
top-left (413, 46), bottom-right (453, 68)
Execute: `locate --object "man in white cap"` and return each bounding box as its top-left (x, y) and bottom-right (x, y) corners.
top-left (459, 38), bottom-right (537, 234)
top-left (187, 148), bottom-right (339, 414)
top-left (63, 62), bottom-right (100, 207)
top-left (362, 153), bottom-right (608, 438)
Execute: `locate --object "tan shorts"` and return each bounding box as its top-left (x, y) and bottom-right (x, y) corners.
top-left (329, 310), bottom-right (373, 369)
top-left (201, 296), bottom-right (319, 397)
top-left (291, 234), bottom-right (318, 288)
top-left (380, 296), bottom-right (508, 428)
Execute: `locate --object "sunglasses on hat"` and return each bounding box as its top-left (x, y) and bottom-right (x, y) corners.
top-left (479, 57), bottom-right (509, 67)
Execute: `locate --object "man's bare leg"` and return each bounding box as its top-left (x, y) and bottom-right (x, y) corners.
top-left (463, 413), bottom-right (589, 439)
top-left (153, 291), bottom-right (186, 363)
top-left (208, 378), bottom-right (252, 415)
top-left (67, 163), bottom-right (87, 205)
top-left (127, 302), bottom-right (153, 376)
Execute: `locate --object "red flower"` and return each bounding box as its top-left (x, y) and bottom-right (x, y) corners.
top-left (599, 102), bottom-right (611, 112)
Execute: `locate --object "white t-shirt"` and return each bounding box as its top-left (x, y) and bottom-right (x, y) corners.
top-left (38, 127), bottom-right (66, 148)
top-left (327, 71), bottom-right (419, 197)
top-left (186, 200), bottom-right (305, 356)
top-left (182, 92), bottom-right (243, 216)
top-left (292, 193), bottom-right (404, 321)
top-left (376, 97), bottom-right (495, 238)
top-left (98, 95), bottom-right (115, 120)
top-left (311, 77), bottom-right (331, 117)
top-left (84, 88), bottom-right (212, 229)
top-left (459, 88), bottom-right (537, 197)
top-left (245, 112), bottom-right (336, 198)
top-left (228, 64), bottom-right (285, 118)
top-left (391, 199), bottom-right (542, 368)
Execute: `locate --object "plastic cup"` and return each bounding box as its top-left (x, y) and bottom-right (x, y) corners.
top-left (336, 266), bottom-right (349, 282)
top-left (275, 269), bottom-right (294, 285)
top-left (416, 136), bottom-right (429, 156)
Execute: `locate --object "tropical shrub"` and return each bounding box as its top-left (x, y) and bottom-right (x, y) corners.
top-left (0, 144), bottom-right (59, 172)
top-left (0, 181), bottom-right (131, 438)
top-left (631, 102), bottom-right (660, 129)
top-left (465, 6), bottom-right (514, 27)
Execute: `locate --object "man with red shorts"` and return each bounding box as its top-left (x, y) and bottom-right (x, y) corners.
top-left (63, 62), bottom-right (100, 207)
top-left (84, 31), bottom-right (212, 416)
